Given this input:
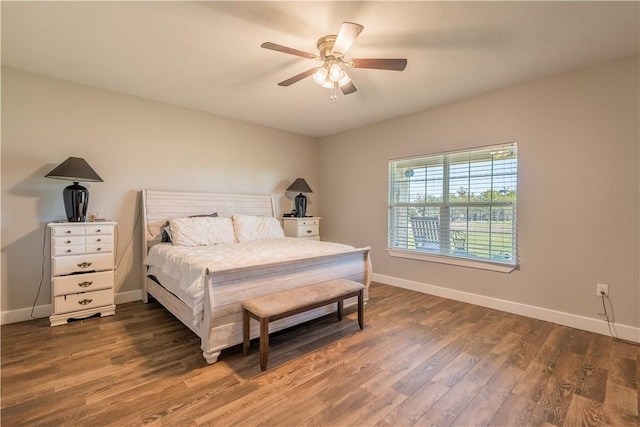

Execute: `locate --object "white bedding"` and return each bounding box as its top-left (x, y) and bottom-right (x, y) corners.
top-left (145, 237), bottom-right (357, 323)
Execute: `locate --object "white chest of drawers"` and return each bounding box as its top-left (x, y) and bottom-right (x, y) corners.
top-left (282, 217), bottom-right (321, 241)
top-left (48, 221), bottom-right (117, 326)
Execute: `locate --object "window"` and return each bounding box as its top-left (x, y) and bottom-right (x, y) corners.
top-left (388, 143), bottom-right (518, 272)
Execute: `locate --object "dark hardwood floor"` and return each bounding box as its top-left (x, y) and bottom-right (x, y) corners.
top-left (2, 283), bottom-right (638, 426)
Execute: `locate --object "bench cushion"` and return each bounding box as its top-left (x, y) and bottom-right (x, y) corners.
top-left (241, 279), bottom-right (364, 319)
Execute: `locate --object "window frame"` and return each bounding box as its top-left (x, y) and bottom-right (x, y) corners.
top-left (387, 142), bottom-right (518, 273)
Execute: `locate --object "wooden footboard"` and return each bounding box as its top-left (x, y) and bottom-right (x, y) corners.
top-left (200, 248), bottom-right (371, 363)
top-left (145, 248), bottom-right (370, 364)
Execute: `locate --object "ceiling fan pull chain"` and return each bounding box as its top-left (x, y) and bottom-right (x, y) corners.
top-left (331, 81), bottom-right (338, 100)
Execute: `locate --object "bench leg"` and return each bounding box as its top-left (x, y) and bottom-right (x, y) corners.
top-left (358, 290), bottom-right (364, 330)
top-left (337, 300), bottom-right (343, 321)
top-left (242, 309), bottom-right (250, 356)
top-left (259, 318), bottom-right (269, 371)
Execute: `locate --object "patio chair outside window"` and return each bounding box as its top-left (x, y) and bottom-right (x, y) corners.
top-left (410, 216), bottom-right (467, 252)
top-left (410, 216), bottom-right (439, 247)
top-left (450, 230), bottom-right (467, 252)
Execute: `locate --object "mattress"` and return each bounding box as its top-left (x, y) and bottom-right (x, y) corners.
top-left (145, 237), bottom-right (357, 321)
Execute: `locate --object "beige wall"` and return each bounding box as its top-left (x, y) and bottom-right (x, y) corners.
top-left (318, 56), bottom-right (640, 330)
top-left (1, 68), bottom-right (318, 315)
top-left (3, 57), bottom-right (639, 335)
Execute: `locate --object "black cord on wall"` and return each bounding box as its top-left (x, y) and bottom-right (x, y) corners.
top-left (31, 224), bottom-right (48, 319)
top-left (599, 292), bottom-right (639, 347)
top-left (115, 201), bottom-right (141, 271)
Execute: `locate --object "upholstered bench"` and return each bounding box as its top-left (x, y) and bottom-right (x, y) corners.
top-left (241, 279), bottom-right (365, 371)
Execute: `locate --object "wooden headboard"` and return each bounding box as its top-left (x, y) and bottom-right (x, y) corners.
top-left (141, 189), bottom-right (276, 251)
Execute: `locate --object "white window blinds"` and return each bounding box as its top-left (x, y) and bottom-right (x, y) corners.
top-left (388, 143), bottom-right (518, 267)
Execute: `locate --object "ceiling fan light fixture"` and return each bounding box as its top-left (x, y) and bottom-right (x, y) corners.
top-left (313, 66), bottom-right (328, 85)
top-left (320, 73), bottom-right (350, 89)
top-left (337, 73), bottom-right (351, 87)
top-left (329, 63), bottom-right (343, 82)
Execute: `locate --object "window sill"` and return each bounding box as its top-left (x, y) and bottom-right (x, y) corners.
top-left (386, 248), bottom-right (517, 273)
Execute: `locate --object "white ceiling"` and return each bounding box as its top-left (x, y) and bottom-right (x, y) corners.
top-left (2, 1), bottom-right (639, 138)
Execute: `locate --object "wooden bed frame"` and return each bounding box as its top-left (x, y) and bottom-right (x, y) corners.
top-left (140, 189), bottom-right (371, 364)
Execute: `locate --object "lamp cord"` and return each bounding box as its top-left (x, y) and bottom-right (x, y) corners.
top-left (31, 224), bottom-right (48, 319)
top-left (599, 293), bottom-right (639, 346)
top-left (115, 201), bottom-right (141, 271)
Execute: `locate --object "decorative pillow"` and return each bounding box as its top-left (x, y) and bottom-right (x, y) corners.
top-left (232, 215), bottom-right (285, 242)
top-left (161, 213), bottom-right (218, 242)
top-left (169, 216), bottom-right (236, 246)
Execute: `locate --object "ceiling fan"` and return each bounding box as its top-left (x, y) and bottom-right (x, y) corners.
top-left (261, 22), bottom-right (407, 99)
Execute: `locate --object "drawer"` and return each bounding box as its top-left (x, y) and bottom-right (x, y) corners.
top-left (52, 245), bottom-right (85, 256)
top-left (85, 243), bottom-right (113, 254)
top-left (51, 227), bottom-right (85, 237)
top-left (53, 288), bottom-right (114, 314)
top-left (298, 219), bottom-right (319, 226)
top-left (297, 225), bottom-right (319, 237)
top-left (53, 253), bottom-right (113, 276)
top-left (84, 225), bottom-right (114, 236)
top-left (53, 270), bottom-right (113, 296)
top-left (85, 234), bottom-right (113, 245)
top-left (53, 236), bottom-right (85, 247)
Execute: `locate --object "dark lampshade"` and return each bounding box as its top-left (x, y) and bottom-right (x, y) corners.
top-left (286, 178), bottom-right (313, 194)
top-left (45, 157), bottom-right (103, 182)
top-left (46, 157), bottom-right (103, 222)
top-left (286, 178), bottom-right (313, 217)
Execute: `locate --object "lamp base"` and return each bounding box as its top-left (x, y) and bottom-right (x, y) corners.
top-left (294, 193), bottom-right (307, 217)
top-left (63, 182), bottom-right (89, 222)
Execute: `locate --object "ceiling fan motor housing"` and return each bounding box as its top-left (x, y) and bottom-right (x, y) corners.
top-left (317, 35), bottom-right (338, 59)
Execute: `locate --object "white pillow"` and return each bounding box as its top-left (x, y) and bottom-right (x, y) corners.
top-left (169, 216), bottom-right (236, 246)
top-left (232, 215), bottom-right (285, 242)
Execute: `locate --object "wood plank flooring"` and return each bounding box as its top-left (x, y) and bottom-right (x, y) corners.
top-left (2, 283), bottom-right (638, 426)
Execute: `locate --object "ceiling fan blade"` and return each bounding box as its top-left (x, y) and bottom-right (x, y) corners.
top-left (350, 58), bottom-right (407, 71)
top-left (332, 22), bottom-right (364, 56)
top-left (261, 42), bottom-right (317, 60)
top-left (340, 80), bottom-right (357, 95)
top-left (277, 68), bottom-right (318, 86)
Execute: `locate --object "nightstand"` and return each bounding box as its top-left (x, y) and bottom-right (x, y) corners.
top-left (48, 221), bottom-right (117, 326)
top-left (282, 217), bottom-right (320, 241)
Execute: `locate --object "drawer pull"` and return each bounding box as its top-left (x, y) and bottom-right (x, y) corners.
top-left (97, 229), bottom-right (101, 233)
top-left (66, 249), bottom-right (72, 253)
top-left (96, 248), bottom-right (102, 251)
top-left (65, 240), bottom-right (71, 244)
top-left (77, 262), bottom-right (92, 268)
top-left (78, 298), bottom-right (93, 306)
top-left (78, 281), bottom-right (93, 288)
top-left (66, 230), bottom-right (71, 234)
top-left (306, 230), bottom-right (312, 234)
top-left (96, 238), bottom-right (101, 242)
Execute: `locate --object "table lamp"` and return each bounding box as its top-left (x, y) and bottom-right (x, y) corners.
top-left (286, 178), bottom-right (313, 217)
top-left (45, 157), bottom-right (103, 222)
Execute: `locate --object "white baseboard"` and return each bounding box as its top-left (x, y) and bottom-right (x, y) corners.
top-left (115, 290), bottom-right (143, 305)
top-left (1, 304), bottom-right (52, 325)
top-left (5, 279), bottom-right (637, 345)
top-left (1, 290), bottom-right (144, 325)
top-left (372, 273), bottom-right (640, 344)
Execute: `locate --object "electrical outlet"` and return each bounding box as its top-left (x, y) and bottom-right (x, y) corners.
top-left (596, 283), bottom-right (609, 297)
